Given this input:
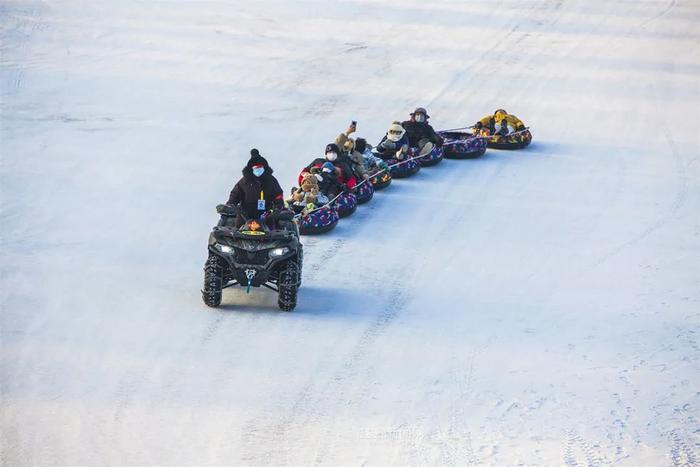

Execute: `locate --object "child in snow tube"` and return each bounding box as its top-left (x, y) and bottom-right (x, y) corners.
top-left (287, 172), bottom-right (330, 213)
top-left (287, 170), bottom-right (340, 235)
top-left (476, 109), bottom-right (532, 150)
top-left (316, 162), bottom-right (358, 218)
top-left (374, 121), bottom-right (420, 178)
top-left (299, 143), bottom-right (358, 189)
top-left (355, 138), bottom-right (392, 190)
top-left (298, 162), bottom-right (358, 219)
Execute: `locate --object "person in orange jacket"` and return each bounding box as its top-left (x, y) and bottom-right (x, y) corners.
top-left (477, 109), bottom-right (526, 134)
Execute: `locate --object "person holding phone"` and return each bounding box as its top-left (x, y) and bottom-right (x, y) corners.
top-left (335, 120), bottom-right (370, 180)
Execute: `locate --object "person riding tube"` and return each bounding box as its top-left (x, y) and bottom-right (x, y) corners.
top-left (375, 121), bottom-right (409, 160)
top-left (300, 143), bottom-right (358, 190)
top-left (402, 107), bottom-right (443, 156)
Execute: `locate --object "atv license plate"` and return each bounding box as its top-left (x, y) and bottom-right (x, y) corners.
top-left (241, 230), bottom-right (266, 236)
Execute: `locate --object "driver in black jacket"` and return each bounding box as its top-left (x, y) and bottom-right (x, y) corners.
top-left (401, 107), bottom-right (443, 157)
top-left (226, 149), bottom-right (285, 228)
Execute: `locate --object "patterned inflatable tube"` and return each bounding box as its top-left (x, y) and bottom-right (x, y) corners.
top-left (486, 129), bottom-right (532, 150)
top-left (369, 169), bottom-right (392, 190)
top-left (335, 192), bottom-right (358, 218)
top-left (298, 207), bottom-right (340, 235)
top-left (438, 131), bottom-right (488, 159)
top-left (417, 145), bottom-right (444, 167)
top-left (388, 157), bottom-right (420, 178)
top-left (354, 180), bottom-right (374, 204)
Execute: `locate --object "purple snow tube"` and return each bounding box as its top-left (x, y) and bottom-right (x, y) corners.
top-left (354, 180), bottom-right (374, 204)
top-left (369, 168), bottom-right (392, 190)
top-left (387, 156), bottom-right (420, 178)
top-left (298, 206), bottom-right (340, 235)
top-left (417, 145), bottom-right (444, 166)
top-left (438, 131), bottom-right (488, 159)
top-left (334, 191), bottom-right (358, 218)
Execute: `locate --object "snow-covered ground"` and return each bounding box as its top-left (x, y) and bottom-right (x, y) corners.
top-left (2, 0), bottom-right (699, 465)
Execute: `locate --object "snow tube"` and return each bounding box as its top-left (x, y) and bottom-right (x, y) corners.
top-left (334, 192), bottom-right (358, 218)
top-left (416, 145), bottom-right (444, 167)
top-left (353, 180), bottom-right (374, 204)
top-left (438, 131), bottom-right (488, 159)
top-left (369, 169), bottom-right (392, 190)
top-left (298, 207), bottom-right (339, 235)
top-left (387, 157), bottom-right (420, 178)
top-left (486, 129), bottom-right (532, 150)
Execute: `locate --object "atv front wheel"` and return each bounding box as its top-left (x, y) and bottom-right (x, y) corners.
top-left (202, 254), bottom-right (223, 307)
top-left (297, 246), bottom-right (304, 287)
top-left (277, 261), bottom-right (299, 312)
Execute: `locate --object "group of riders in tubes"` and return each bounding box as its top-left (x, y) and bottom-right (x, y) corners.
top-left (220, 107), bottom-right (529, 233)
top-left (205, 108), bottom-right (529, 310)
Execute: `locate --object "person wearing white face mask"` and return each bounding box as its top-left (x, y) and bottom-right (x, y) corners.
top-left (226, 148), bottom-right (285, 228)
top-left (402, 107), bottom-right (443, 156)
top-left (299, 143), bottom-right (358, 190)
top-left (375, 121), bottom-right (410, 161)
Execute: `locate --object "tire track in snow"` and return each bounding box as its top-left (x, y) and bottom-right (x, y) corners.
top-left (563, 430), bottom-right (609, 467)
top-left (237, 180), bottom-right (444, 462)
top-left (237, 278), bottom-right (414, 465)
top-left (669, 429), bottom-right (699, 467)
top-left (439, 349), bottom-right (480, 467)
top-left (271, 159), bottom-right (483, 463)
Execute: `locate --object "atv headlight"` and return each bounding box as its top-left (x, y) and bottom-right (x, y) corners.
top-left (269, 247), bottom-right (289, 257)
top-left (214, 243), bottom-right (234, 254)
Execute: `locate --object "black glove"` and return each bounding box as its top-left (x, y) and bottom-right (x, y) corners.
top-left (436, 136), bottom-right (444, 147)
top-left (217, 204), bottom-right (239, 216)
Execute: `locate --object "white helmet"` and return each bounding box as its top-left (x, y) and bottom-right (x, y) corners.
top-left (386, 121), bottom-right (405, 142)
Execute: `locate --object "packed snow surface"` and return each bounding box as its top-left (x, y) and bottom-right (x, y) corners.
top-left (2, 0), bottom-right (699, 465)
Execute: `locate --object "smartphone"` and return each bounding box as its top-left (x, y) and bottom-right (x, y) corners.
top-left (351, 120), bottom-right (357, 126)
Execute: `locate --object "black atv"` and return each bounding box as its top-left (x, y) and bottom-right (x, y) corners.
top-left (202, 204), bottom-right (303, 311)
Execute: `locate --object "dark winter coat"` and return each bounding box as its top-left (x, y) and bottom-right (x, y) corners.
top-left (317, 171), bottom-right (342, 198)
top-left (302, 157), bottom-right (358, 189)
top-left (227, 156), bottom-right (284, 220)
top-left (375, 134), bottom-right (409, 160)
top-left (401, 120), bottom-right (442, 147)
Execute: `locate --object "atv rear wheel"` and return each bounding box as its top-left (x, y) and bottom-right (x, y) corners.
top-left (202, 254), bottom-right (223, 307)
top-left (277, 260), bottom-right (299, 312)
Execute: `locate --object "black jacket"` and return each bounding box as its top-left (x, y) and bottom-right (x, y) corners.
top-left (317, 171), bottom-right (342, 198)
top-left (227, 156), bottom-right (284, 219)
top-left (401, 120), bottom-right (442, 147)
